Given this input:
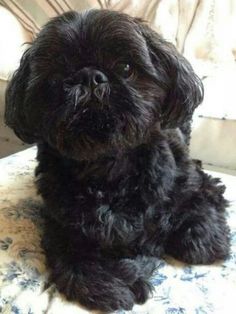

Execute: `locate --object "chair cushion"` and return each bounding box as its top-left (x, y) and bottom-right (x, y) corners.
top-left (0, 147), bottom-right (235, 313)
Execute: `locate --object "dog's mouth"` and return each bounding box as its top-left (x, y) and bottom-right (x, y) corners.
top-left (67, 106), bottom-right (117, 141)
top-left (50, 106), bottom-right (124, 161)
top-left (48, 94), bottom-right (143, 160)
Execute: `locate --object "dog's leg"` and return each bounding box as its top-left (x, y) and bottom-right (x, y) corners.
top-left (165, 173), bottom-right (230, 264)
top-left (42, 218), bottom-right (156, 312)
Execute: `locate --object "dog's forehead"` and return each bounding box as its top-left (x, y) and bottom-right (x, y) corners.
top-left (81, 10), bottom-right (138, 39)
top-left (71, 10), bottom-right (147, 56)
top-left (83, 11), bottom-right (151, 65)
top-left (33, 10), bottom-right (151, 71)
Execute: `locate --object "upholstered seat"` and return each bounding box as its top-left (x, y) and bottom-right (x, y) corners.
top-left (0, 147), bottom-right (235, 313)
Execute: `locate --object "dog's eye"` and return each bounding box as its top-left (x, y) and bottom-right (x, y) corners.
top-left (115, 63), bottom-right (133, 79)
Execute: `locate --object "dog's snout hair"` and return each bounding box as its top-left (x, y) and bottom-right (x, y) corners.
top-left (67, 83), bottom-right (110, 109)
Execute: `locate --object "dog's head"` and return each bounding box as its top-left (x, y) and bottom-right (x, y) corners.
top-left (5, 9), bottom-right (203, 160)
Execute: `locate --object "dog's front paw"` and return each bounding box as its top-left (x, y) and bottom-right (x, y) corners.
top-left (114, 256), bottom-right (156, 305)
top-left (49, 260), bottom-right (136, 312)
top-left (166, 213), bottom-right (230, 264)
top-left (47, 256), bottom-right (156, 312)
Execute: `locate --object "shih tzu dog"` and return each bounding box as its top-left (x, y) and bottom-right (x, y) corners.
top-left (5, 9), bottom-right (230, 313)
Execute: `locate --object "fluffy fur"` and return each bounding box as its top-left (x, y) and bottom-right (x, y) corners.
top-left (5, 9), bottom-right (230, 313)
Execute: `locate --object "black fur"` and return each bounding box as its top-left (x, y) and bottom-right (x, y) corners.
top-left (5, 9), bottom-right (230, 313)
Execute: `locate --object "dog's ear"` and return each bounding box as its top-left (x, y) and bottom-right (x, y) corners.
top-left (5, 48), bottom-right (38, 143)
top-left (136, 20), bottom-right (204, 128)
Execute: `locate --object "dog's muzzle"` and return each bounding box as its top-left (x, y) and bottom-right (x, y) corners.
top-left (64, 67), bottom-right (110, 107)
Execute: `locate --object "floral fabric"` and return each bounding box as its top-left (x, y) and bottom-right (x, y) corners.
top-left (0, 147), bottom-right (235, 314)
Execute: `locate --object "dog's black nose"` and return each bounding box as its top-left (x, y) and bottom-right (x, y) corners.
top-left (77, 68), bottom-right (108, 89)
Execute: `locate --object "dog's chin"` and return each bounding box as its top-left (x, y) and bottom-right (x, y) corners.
top-left (56, 137), bottom-right (117, 162)
top-left (45, 116), bottom-right (121, 162)
top-left (47, 117), bottom-right (147, 162)
top-left (44, 95), bottom-right (156, 161)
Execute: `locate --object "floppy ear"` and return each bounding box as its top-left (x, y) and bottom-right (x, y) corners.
top-left (137, 21), bottom-right (204, 128)
top-left (5, 48), bottom-right (38, 143)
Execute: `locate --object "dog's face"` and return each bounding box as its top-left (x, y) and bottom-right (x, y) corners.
top-left (5, 9), bottom-right (203, 160)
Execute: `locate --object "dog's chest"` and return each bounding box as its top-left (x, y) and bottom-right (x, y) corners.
top-left (71, 148), bottom-right (173, 217)
top-left (74, 173), bottom-right (148, 216)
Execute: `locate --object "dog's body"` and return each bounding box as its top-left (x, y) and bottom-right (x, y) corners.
top-left (5, 9), bottom-right (230, 312)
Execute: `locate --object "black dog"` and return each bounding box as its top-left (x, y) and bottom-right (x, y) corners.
top-left (5, 9), bottom-right (230, 312)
